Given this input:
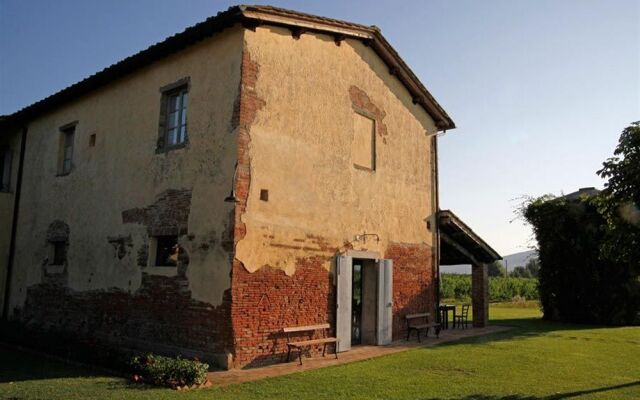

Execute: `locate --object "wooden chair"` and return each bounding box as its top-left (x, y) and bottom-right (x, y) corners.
top-left (454, 304), bottom-right (470, 329)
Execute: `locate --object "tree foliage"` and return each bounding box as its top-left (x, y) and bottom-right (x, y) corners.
top-left (522, 122), bottom-right (640, 325)
top-left (596, 121), bottom-right (640, 266)
top-left (488, 261), bottom-right (506, 277)
top-left (510, 266), bottom-right (530, 278)
top-left (509, 258), bottom-right (541, 278)
top-left (440, 274), bottom-right (537, 302)
top-left (525, 258), bottom-right (540, 278)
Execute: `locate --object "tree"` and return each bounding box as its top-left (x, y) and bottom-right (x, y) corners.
top-left (596, 121), bottom-right (640, 266)
top-left (509, 265), bottom-right (531, 278)
top-left (510, 266), bottom-right (531, 278)
top-left (595, 121), bottom-right (640, 323)
top-left (522, 122), bottom-right (640, 325)
top-left (488, 261), bottom-right (506, 277)
top-left (525, 258), bottom-right (540, 278)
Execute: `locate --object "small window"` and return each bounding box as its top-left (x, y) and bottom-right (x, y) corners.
top-left (165, 90), bottom-right (188, 147)
top-left (158, 79), bottom-right (189, 152)
top-left (89, 133), bottom-right (96, 147)
top-left (154, 236), bottom-right (180, 267)
top-left (50, 241), bottom-right (67, 266)
top-left (0, 147), bottom-right (11, 192)
top-left (59, 124), bottom-right (76, 175)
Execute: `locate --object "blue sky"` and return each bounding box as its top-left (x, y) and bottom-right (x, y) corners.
top-left (1, 0), bottom-right (638, 255)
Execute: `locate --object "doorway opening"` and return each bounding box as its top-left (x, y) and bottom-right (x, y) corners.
top-left (351, 259), bottom-right (378, 346)
top-left (336, 253), bottom-right (393, 352)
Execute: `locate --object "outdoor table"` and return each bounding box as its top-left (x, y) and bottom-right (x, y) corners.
top-left (439, 304), bottom-right (456, 329)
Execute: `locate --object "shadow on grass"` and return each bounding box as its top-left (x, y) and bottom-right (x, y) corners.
top-left (0, 343), bottom-right (130, 386)
top-left (420, 380), bottom-right (640, 399)
top-left (0, 343), bottom-right (166, 392)
top-left (433, 316), bottom-right (633, 351)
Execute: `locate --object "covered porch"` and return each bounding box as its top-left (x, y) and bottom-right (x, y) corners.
top-left (439, 210), bottom-right (502, 327)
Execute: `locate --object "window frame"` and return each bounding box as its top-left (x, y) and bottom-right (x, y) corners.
top-left (49, 240), bottom-right (67, 266)
top-left (157, 77), bottom-right (190, 153)
top-left (58, 121), bottom-right (77, 176)
top-left (153, 235), bottom-right (180, 267)
top-left (0, 146), bottom-right (12, 192)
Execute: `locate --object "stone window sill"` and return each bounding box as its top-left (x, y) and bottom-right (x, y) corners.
top-left (45, 264), bottom-right (65, 274)
top-left (142, 266), bottom-right (179, 277)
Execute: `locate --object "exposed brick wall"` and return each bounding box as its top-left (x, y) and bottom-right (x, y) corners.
top-left (18, 272), bottom-right (233, 363)
top-left (122, 188), bottom-right (192, 236)
top-left (232, 47), bottom-right (264, 244)
top-left (385, 242), bottom-right (436, 340)
top-left (14, 184), bottom-right (236, 367)
top-left (472, 263), bottom-right (488, 327)
top-left (228, 241), bottom-right (435, 368)
top-left (231, 256), bottom-right (334, 368)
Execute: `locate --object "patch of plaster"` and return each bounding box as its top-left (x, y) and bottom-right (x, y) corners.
top-left (107, 235), bottom-right (133, 260)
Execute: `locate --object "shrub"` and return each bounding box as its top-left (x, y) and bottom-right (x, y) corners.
top-left (130, 354), bottom-right (209, 388)
top-left (440, 274), bottom-right (538, 302)
top-left (523, 194), bottom-right (639, 325)
top-left (519, 122), bottom-right (640, 325)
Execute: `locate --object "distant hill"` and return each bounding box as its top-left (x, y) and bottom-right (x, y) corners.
top-left (441, 249), bottom-right (537, 275)
top-left (503, 250), bottom-right (537, 270)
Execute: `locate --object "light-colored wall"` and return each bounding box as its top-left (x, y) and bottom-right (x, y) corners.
top-left (0, 128), bottom-right (22, 314)
top-left (7, 26), bottom-right (244, 314)
top-left (235, 26), bottom-right (439, 275)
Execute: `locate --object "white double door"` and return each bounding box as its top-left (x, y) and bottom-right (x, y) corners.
top-left (336, 255), bottom-right (393, 352)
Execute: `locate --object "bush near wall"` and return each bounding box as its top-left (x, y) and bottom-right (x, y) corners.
top-left (440, 274), bottom-right (538, 302)
top-left (130, 354), bottom-right (209, 389)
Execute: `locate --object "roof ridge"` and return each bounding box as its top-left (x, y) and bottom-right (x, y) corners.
top-left (2, 4), bottom-right (455, 131)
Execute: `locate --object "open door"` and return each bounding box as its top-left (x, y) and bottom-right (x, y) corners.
top-left (336, 255), bottom-right (352, 352)
top-left (377, 259), bottom-right (393, 345)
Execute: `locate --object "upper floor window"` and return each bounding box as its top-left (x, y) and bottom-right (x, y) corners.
top-left (0, 147), bottom-right (12, 192)
top-left (157, 78), bottom-right (189, 152)
top-left (58, 123), bottom-right (76, 175)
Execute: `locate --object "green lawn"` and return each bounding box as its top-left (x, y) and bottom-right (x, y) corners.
top-left (1, 303), bottom-right (639, 399)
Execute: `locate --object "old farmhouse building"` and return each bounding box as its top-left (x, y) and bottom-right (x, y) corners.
top-left (0, 5), bottom-right (500, 369)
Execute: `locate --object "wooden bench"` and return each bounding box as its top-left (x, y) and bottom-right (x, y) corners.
top-left (283, 323), bottom-right (339, 365)
top-left (405, 313), bottom-right (440, 342)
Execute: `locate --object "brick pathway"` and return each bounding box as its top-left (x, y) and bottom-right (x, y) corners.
top-left (208, 325), bottom-right (510, 386)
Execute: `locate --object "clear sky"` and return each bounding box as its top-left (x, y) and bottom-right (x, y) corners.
top-left (1, 0), bottom-right (639, 255)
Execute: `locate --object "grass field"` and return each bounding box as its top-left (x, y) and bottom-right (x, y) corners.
top-left (1, 303), bottom-right (638, 399)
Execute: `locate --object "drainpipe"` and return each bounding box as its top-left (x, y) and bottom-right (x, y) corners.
top-left (2, 125), bottom-right (27, 320)
top-left (433, 133), bottom-right (441, 320)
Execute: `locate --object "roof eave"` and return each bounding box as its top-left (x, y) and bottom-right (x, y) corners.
top-left (2, 5), bottom-right (455, 132)
top-left (439, 209), bottom-right (502, 263)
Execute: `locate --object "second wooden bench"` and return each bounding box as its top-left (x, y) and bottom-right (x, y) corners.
top-left (405, 312), bottom-right (440, 342)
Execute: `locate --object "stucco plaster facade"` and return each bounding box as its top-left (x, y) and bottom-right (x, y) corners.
top-left (1, 6), bottom-right (456, 370)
